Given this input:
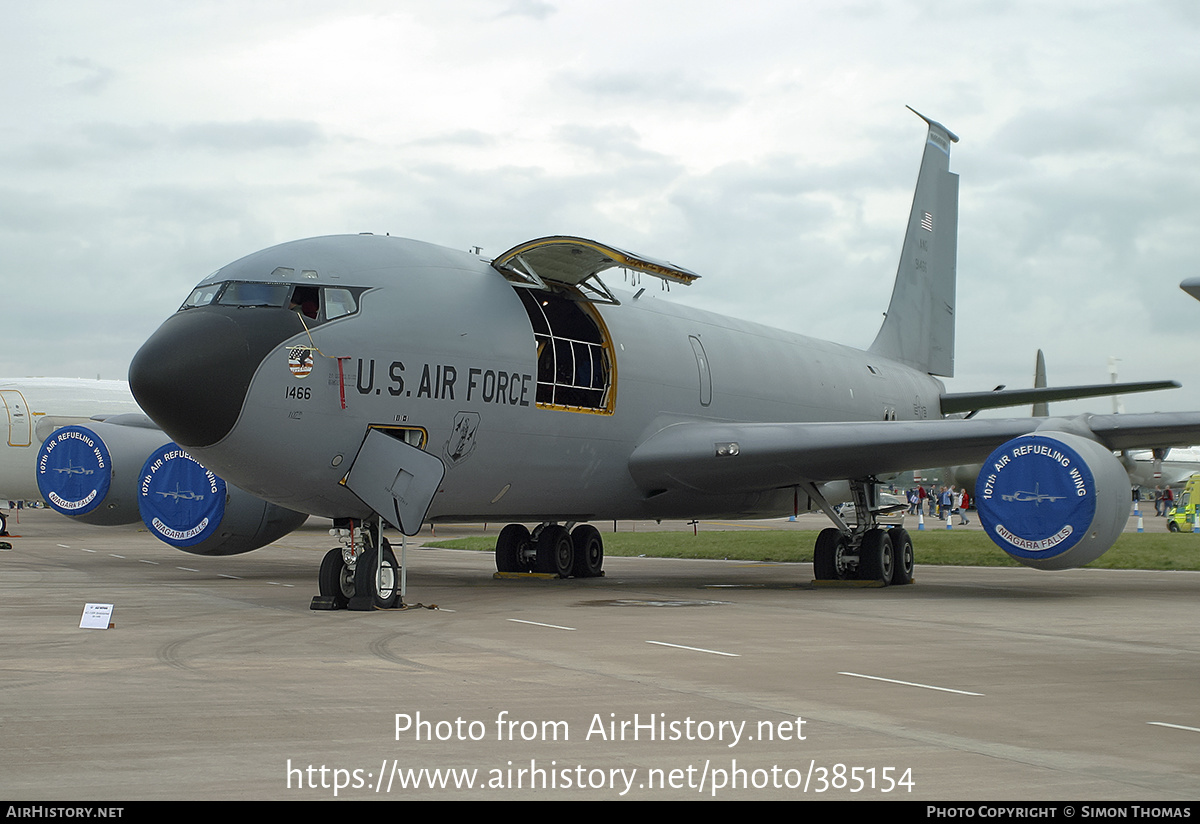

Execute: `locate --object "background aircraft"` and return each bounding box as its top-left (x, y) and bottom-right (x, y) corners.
top-left (1118, 278), bottom-right (1200, 487)
top-left (123, 111), bottom-right (1200, 609)
top-left (0, 378), bottom-right (138, 535)
top-left (1122, 447), bottom-right (1200, 490)
top-left (1, 377), bottom-right (305, 553)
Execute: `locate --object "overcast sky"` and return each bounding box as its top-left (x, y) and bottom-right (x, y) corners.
top-left (3, 0), bottom-right (1198, 417)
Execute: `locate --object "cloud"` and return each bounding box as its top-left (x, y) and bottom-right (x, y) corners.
top-left (173, 120), bottom-right (327, 152)
top-left (56, 57), bottom-right (115, 95)
top-left (562, 70), bottom-right (743, 109)
top-left (495, 0), bottom-right (557, 20)
top-left (553, 123), bottom-right (672, 164)
top-left (406, 129), bottom-right (498, 149)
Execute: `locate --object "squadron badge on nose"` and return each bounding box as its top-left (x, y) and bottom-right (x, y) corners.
top-left (288, 347), bottom-right (315, 379)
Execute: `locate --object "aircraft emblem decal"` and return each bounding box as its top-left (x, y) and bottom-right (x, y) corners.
top-left (443, 412), bottom-right (480, 466)
top-left (1000, 485), bottom-right (1066, 504)
top-left (155, 484), bottom-right (205, 502)
top-left (288, 347), bottom-right (315, 379)
top-left (53, 460), bottom-right (95, 476)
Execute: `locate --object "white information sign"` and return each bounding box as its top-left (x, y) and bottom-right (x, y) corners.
top-left (80, 603), bottom-right (114, 630)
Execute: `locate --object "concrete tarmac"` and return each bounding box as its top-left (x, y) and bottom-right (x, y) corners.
top-left (2, 509), bottom-right (1199, 800)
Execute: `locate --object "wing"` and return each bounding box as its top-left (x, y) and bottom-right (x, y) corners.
top-left (628, 412), bottom-right (1200, 494)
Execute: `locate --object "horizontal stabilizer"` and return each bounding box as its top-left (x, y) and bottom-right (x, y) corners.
top-left (940, 381), bottom-right (1180, 416)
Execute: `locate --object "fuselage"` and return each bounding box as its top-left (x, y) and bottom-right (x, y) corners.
top-left (130, 234), bottom-right (946, 523)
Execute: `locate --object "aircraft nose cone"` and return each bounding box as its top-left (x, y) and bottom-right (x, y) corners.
top-left (130, 310), bottom-right (254, 447)
top-left (130, 308), bottom-right (299, 448)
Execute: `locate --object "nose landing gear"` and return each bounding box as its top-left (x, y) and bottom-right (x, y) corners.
top-left (314, 518), bottom-right (401, 609)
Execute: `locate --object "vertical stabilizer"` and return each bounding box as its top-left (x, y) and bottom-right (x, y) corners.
top-left (1108, 356), bottom-right (1125, 415)
top-left (869, 108), bottom-right (959, 376)
top-left (1032, 349), bottom-right (1048, 416)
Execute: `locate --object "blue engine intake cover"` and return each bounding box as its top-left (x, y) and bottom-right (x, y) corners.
top-left (975, 431), bottom-right (1128, 570)
top-left (137, 443), bottom-right (227, 548)
top-left (36, 426), bottom-right (113, 517)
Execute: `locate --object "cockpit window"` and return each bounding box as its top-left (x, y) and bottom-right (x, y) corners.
top-left (179, 280), bottom-right (368, 323)
top-left (324, 288), bottom-right (357, 320)
top-left (183, 284), bottom-right (221, 308)
top-left (290, 286), bottom-right (319, 319)
top-left (217, 282), bottom-right (292, 308)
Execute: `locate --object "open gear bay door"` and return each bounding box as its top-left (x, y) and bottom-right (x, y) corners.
top-left (344, 428), bottom-right (445, 535)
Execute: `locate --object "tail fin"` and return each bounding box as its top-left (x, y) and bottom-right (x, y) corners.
top-left (1032, 349), bottom-right (1048, 416)
top-left (869, 108), bottom-right (959, 377)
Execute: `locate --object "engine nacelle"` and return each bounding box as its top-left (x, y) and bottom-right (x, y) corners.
top-left (975, 431), bottom-right (1129, 570)
top-left (37, 422), bottom-right (166, 525)
top-left (136, 442), bottom-right (308, 556)
top-left (36, 422), bottom-right (306, 555)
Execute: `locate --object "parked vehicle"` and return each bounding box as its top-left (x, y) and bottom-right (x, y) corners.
top-left (1166, 475), bottom-right (1200, 532)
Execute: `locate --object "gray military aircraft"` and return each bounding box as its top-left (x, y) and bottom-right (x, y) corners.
top-left (125, 109), bottom-right (1200, 609)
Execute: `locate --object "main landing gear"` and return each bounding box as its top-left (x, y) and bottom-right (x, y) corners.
top-left (809, 480), bottom-right (915, 587)
top-left (317, 518), bottom-right (400, 609)
top-left (494, 522), bottom-right (605, 578)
